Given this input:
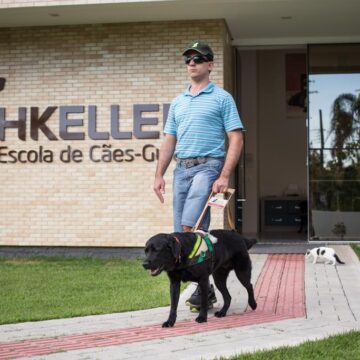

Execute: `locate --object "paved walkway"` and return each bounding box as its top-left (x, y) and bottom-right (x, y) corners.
top-left (0, 246), bottom-right (359, 359)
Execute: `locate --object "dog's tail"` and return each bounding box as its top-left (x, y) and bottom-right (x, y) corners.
top-left (334, 254), bottom-right (345, 264)
top-left (244, 238), bottom-right (257, 250)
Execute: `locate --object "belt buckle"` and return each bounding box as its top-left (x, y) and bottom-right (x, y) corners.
top-left (184, 159), bottom-right (195, 168)
top-left (198, 157), bottom-right (206, 165)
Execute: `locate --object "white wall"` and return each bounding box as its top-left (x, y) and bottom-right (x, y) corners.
top-left (312, 210), bottom-right (360, 239)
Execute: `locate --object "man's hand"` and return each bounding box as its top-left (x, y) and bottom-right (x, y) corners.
top-left (212, 176), bottom-right (229, 194)
top-left (154, 175), bottom-right (166, 203)
top-left (153, 134), bottom-right (176, 203)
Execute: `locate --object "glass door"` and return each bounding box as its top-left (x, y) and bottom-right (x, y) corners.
top-left (308, 44), bottom-right (360, 240)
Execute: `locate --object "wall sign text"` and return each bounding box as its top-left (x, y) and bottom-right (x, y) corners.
top-left (0, 104), bottom-right (169, 165)
top-left (0, 104), bottom-right (170, 141)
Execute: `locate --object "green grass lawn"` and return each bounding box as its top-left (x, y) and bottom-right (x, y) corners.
top-left (220, 330), bottom-right (360, 360)
top-left (351, 243), bottom-right (360, 260)
top-left (0, 256), bottom-right (170, 325)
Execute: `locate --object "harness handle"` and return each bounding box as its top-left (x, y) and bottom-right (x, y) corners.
top-left (192, 189), bottom-right (235, 232)
top-left (224, 189), bottom-right (236, 230)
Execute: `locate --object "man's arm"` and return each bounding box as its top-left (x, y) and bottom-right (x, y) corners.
top-left (212, 130), bottom-right (243, 193)
top-left (154, 134), bottom-right (177, 203)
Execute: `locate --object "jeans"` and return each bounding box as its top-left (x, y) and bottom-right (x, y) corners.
top-left (173, 158), bottom-right (224, 232)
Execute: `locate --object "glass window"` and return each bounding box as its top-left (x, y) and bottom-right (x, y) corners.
top-left (308, 44), bottom-right (360, 240)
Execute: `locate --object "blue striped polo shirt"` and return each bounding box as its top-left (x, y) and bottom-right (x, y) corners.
top-left (164, 82), bottom-right (243, 158)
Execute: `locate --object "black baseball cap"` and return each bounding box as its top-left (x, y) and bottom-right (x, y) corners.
top-left (182, 40), bottom-right (214, 60)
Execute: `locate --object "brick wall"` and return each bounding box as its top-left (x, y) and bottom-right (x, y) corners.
top-left (0, 20), bottom-right (230, 247)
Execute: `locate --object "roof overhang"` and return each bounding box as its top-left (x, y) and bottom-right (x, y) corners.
top-left (1, 0), bottom-right (360, 46)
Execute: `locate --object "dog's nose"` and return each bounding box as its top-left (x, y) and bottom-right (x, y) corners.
top-left (143, 261), bottom-right (150, 269)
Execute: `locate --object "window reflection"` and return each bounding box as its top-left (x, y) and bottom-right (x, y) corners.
top-left (310, 149), bottom-right (360, 211)
top-left (308, 44), bottom-right (360, 240)
top-left (309, 73), bottom-right (360, 150)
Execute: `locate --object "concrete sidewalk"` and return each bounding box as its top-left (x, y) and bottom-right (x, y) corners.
top-left (0, 246), bottom-right (359, 359)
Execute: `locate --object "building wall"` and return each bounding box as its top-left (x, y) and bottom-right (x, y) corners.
top-left (237, 50), bottom-right (259, 237)
top-left (258, 50), bottom-right (307, 199)
top-left (237, 49), bottom-right (307, 236)
top-left (0, 20), bottom-right (229, 247)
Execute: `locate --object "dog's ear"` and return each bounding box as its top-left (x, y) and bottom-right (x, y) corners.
top-left (168, 236), bottom-right (181, 260)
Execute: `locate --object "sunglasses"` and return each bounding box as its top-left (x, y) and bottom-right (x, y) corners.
top-left (184, 55), bottom-right (209, 65)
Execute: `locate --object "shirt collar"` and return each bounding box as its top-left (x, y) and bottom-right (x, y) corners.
top-left (184, 82), bottom-right (214, 97)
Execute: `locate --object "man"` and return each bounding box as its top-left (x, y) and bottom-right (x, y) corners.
top-left (153, 40), bottom-right (244, 307)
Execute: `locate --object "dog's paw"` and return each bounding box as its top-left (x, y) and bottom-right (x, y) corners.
top-left (162, 320), bottom-right (175, 328)
top-left (195, 315), bottom-right (207, 323)
top-left (215, 310), bottom-right (227, 318)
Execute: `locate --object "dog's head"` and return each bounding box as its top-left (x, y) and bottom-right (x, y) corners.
top-left (143, 233), bottom-right (181, 276)
top-left (305, 249), bottom-right (311, 258)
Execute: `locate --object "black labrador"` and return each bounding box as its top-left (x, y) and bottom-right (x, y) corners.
top-left (143, 229), bottom-right (257, 327)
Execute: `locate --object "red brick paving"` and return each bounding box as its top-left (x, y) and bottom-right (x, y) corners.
top-left (0, 254), bottom-right (305, 359)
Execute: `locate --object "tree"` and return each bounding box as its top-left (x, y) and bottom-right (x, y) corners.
top-left (329, 92), bottom-right (360, 165)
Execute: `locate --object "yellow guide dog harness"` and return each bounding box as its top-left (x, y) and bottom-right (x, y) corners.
top-left (187, 232), bottom-right (215, 267)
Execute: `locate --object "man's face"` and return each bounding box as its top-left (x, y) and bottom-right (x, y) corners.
top-left (184, 51), bottom-right (213, 81)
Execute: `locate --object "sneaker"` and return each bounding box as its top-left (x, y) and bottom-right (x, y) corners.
top-left (209, 284), bottom-right (217, 304)
top-left (185, 284), bottom-right (217, 307)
